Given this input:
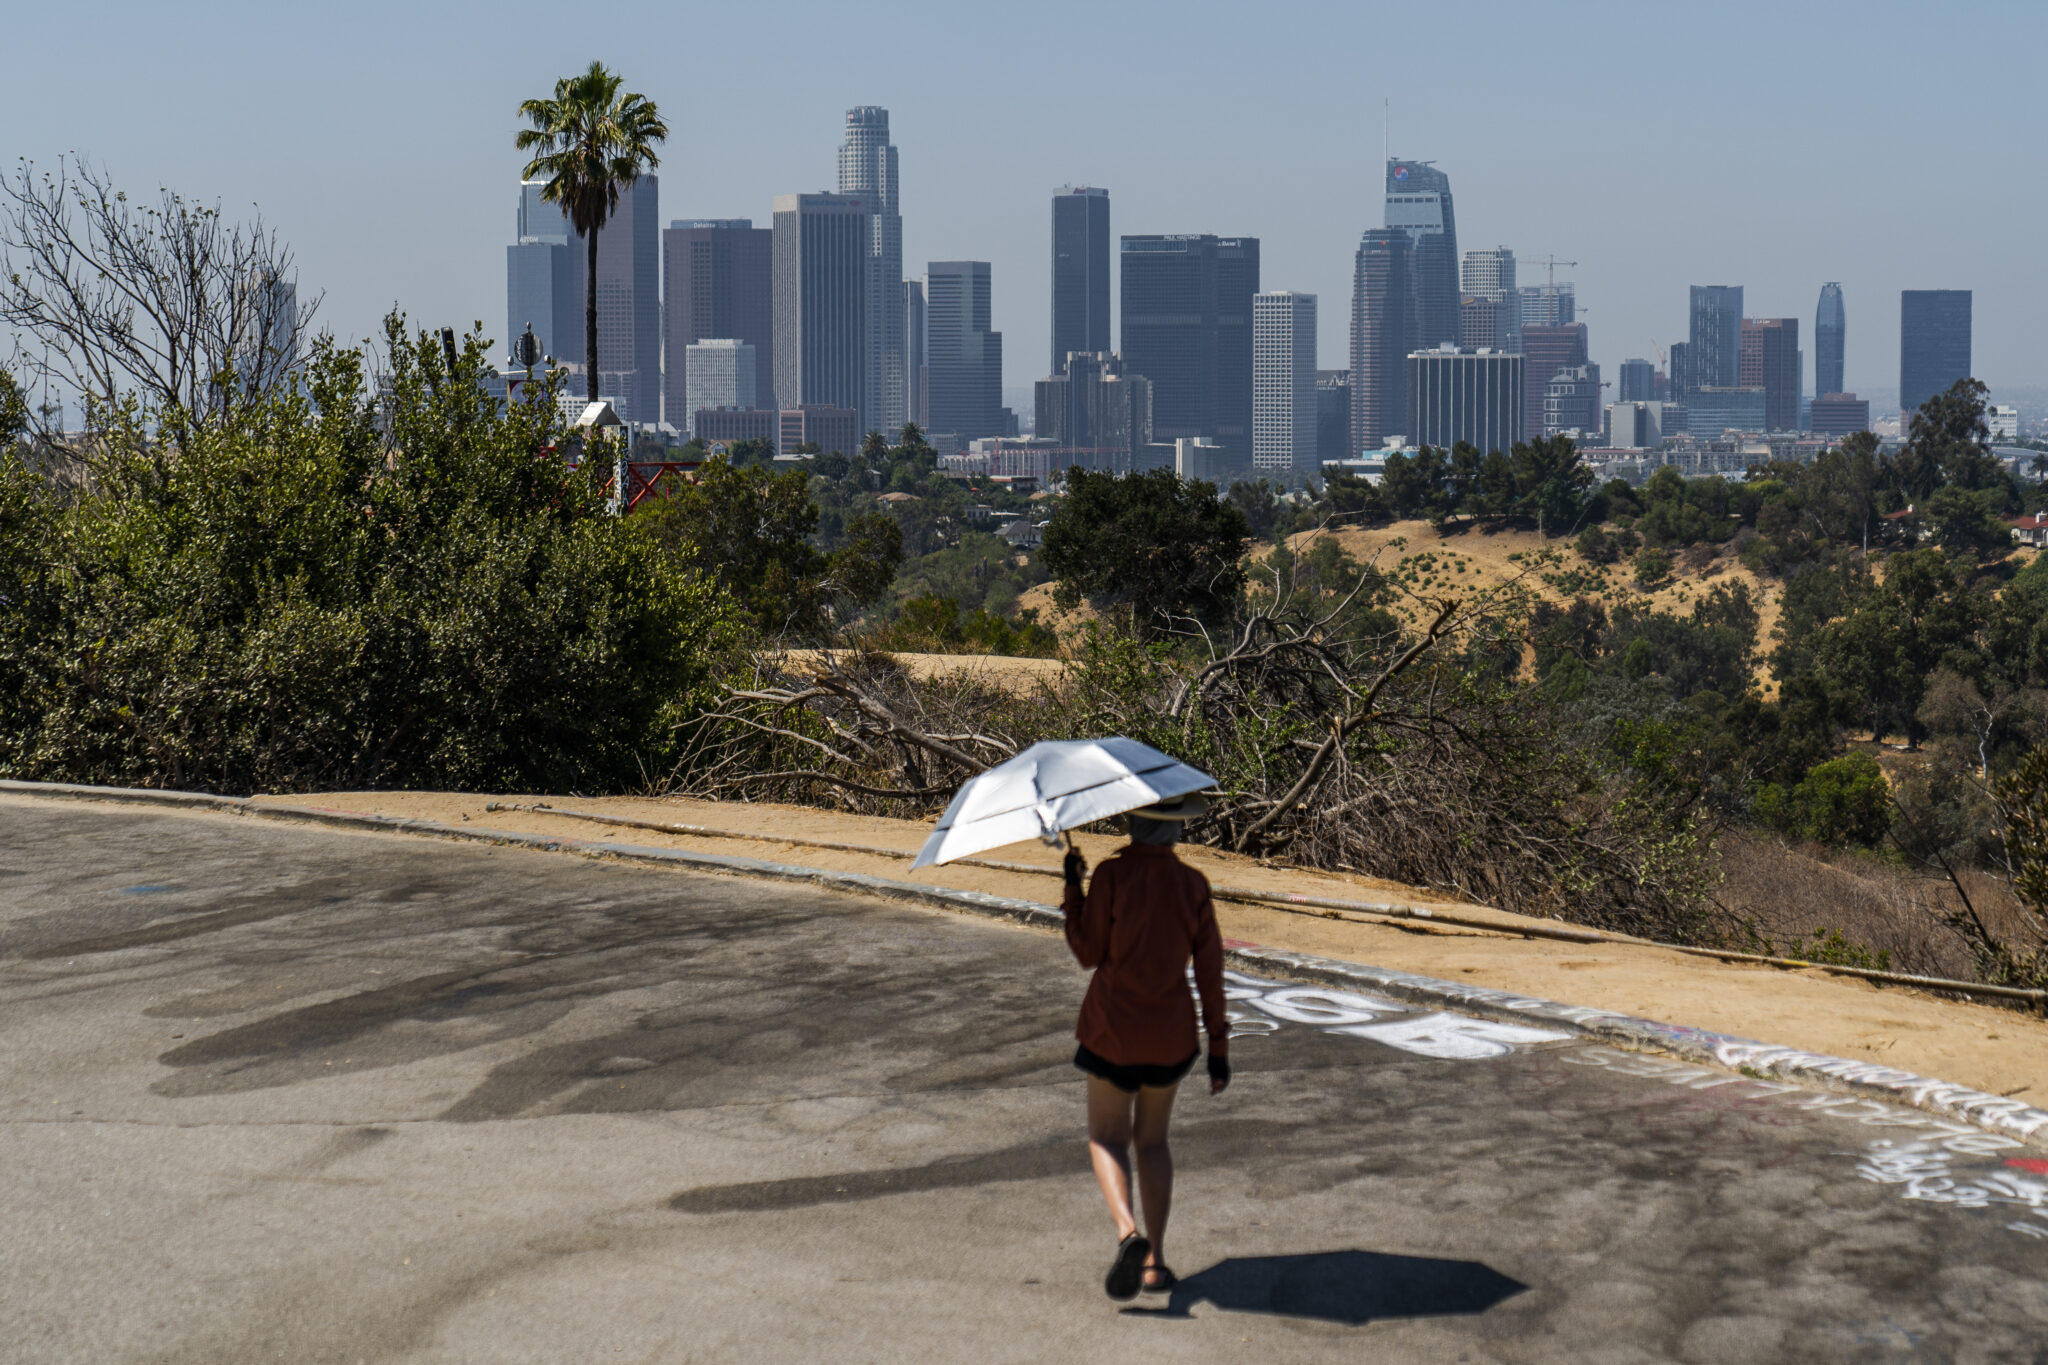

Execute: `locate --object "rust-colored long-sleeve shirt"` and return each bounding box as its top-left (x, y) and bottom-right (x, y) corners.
top-left (1061, 842), bottom-right (1228, 1067)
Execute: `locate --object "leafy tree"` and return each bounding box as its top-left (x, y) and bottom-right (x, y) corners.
top-left (516, 62), bottom-right (668, 403)
top-left (1920, 485), bottom-right (2013, 560)
top-left (0, 318), bottom-right (735, 793)
top-left (640, 456), bottom-right (901, 637)
top-left (1042, 467), bottom-right (1249, 634)
top-left (0, 366), bottom-right (27, 446)
top-left (1894, 377), bottom-right (2006, 500)
top-left (1510, 434), bottom-right (1594, 536)
top-left (1604, 583), bottom-right (1757, 701)
top-left (1754, 752), bottom-right (1891, 846)
top-left (1807, 548), bottom-right (1989, 745)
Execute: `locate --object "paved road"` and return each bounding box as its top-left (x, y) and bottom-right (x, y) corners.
top-left (2, 796), bottom-right (2046, 1364)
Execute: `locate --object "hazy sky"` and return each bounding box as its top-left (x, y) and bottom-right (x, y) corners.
top-left (7, 0), bottom-right (2044, 410)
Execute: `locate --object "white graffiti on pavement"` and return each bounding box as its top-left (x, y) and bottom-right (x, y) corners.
top-left (1217, 970), bottom-right (1575, 1060)
top-left (1854, 1140), bottom-right (2048, 1239)
top-left (1563, 1045), bottom-right (2048, 1242)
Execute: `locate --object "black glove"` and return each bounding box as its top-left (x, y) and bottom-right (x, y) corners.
top-left (1063, 847), bottom-right (1086, 886)
top-left (1207, 1052), bottom-right (1231, 1090)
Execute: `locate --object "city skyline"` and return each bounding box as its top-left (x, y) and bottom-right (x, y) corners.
top-left (4, 1), bottom-right (2042, 417)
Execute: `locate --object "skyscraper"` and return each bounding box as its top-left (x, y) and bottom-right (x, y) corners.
top-left (1541, 364), bottom-right (1602, 438)
top-left (1252, 292), bottom-right (1317, 481)
top-left (925, 261), bottom-right (1003, 441)
top-left (1815, 283), bottom-right (1845, 399)
top-left (1618, 358), bottom-right (1656, 403)
top-left (508, 181), bottom-right (582, 379)
top-left (838, 107), bottom-right (905, 438)
top-left (1407, 348), bottom-right (1523, 455)
top-left (904, 279), bottom-right (927, 429)
top-left (1518, 281), bottom-right (1574, 328)
top-left (1667, 341), bottom-right (1692, 399)
top-left (1687, 286), bottom-right (1743, 392)
top-left (1739, 318), bottom-right (1800, 431)
top-left (1900, 290), bottom-right (1972, 418)
top-left (1034, 351), bottom-right (1151, 471)
top-left (1520, 323), bottom-right (1589, 439)
top-left (1350, 228), bottom-right (1414, 451)
top-left (1316, 370), bottom-right (1353, 465)
top-left (534, 175), bottom-right (662, 423)
top-left (771, 193), bottom-right (866, 428)
top-left (1051, 187), bottom-right (1111, 371)
top-left (682, 339), bottom-right (756, 430)
top-left (1385, 160), bottom-right (1459, 349)
top-left (1120, 234), bottom-right (1260, 469)
top-left (662, 219), bottom-right (772, 425)
top-left (1459, 246), bottom-right (1519, 351)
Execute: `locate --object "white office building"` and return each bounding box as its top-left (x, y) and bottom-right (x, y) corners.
top-left (683, 339), bottom-right (757, 435)
top-left (1989, 404), bottom-right (2021, 441)
top-left (1252, 291), bottom-right (1317, 481)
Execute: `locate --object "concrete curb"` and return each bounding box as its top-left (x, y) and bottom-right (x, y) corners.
top-left (7, 778), bottom-right (2048, 1148)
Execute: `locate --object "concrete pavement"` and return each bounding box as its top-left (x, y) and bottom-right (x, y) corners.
top-left (1, 794), bottom-right (2045, 1363)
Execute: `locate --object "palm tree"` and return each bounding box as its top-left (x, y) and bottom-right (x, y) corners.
top-left (516, 62), bottom-right (668, 405)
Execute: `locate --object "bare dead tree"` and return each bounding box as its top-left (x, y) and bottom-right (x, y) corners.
top-left (0, 157), bottom-right (322, 433)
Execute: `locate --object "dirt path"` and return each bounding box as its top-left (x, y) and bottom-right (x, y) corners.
top-left (263, 790), bottom-right (2048, 1106)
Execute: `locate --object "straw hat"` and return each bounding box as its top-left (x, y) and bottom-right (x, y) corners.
top-left (1127, 793), bottom-right (1209, 821)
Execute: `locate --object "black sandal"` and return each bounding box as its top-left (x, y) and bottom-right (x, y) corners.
top-left (1141, 1264), bottom-right (1178, 1294)
top-left (1104, 1232), bottom-right (1151, 1300)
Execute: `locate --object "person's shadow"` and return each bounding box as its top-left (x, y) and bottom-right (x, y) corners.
top-left (1124, 1250), bottom-right (1526, 1326)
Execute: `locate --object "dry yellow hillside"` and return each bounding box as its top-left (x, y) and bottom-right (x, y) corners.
top-left (1299, 519), bottom-right (1784, 657)
top-left (1019, 519), bottom-right (1786, 683)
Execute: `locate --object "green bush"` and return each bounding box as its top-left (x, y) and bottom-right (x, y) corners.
top-left (1632, 547), bottom-right (1673, 587)
top-left (0, 321), bottom-right (739, 794)
top-left (1754, 752), bottom-right (1891, 847)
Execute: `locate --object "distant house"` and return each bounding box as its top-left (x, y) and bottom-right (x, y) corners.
top-left (875, 491), bottom-right (919, 505)
top-left (2008, 514), bottom-right (2048, 549)
top-left (998, 518), bottom-right (1043, 548)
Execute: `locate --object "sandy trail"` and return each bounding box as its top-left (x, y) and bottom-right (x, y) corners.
top-left (257, 790), bottom-right (2048, 1107)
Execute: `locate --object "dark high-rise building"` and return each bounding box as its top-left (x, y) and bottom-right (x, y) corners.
top-left (1687, 286), bottom-right (1743, 393)
top-left (508, 181), bottom-right (583, 374)
top-left (1667, 341), bottom-right (1692, 400)
top-left (1034, 351), bottom-right (1151, 472)
top-left (1385, 160), bottom-right (1459, 349)
top-left (1900, 289), bottom-right (1972, 418)
top-left (1051, 187), bottom-right (1111, 372)
top-left (1810, 393), bottom-right (1871, 439)
top-left (904, 279), bottom-right (927, 428)
top-left (662, 219), bottom-right (773, 425)
top-left (1618, 358), bottom-right (1656, 403)
top-left (1120, 234), bottom-right (1259, 468)
top-left (1739, 318), bottom-right (1800, 431)
top-left (520, 176), bottom-right (659, 421)
top-left (1316, 370), bottom-right (1352, 465)
top-left (925, 261), bottom-right (1003, 441)
top-left (838, 107), bottom-right (905, 437)
top-left (1541, 364), bottom-right (1601, 438)
top-left (1407, 347), bottom-right (1523, 455)
top-left (1519, 323), bottom-right (1589, 439)
top-left (1349, 228), bottom-right (1414, 452)
top-left (1815, 283), bottom-right (1845, 401)
top-left (771, 193), bottom-right (867, 429)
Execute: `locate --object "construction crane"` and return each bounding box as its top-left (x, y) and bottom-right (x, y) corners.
top-left (1531, 255), bottom-right (1577, 289)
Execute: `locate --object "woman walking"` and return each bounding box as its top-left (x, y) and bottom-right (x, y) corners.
top-left (1060, 795), bottom-right (1231, 1301)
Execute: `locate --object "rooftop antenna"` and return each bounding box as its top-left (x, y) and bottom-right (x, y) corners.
top-left (1382, 99), bottom-right (1389, 228)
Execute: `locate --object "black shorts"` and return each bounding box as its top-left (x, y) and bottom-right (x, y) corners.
top-left (1074, 1044), bottom-right (1198, 1093)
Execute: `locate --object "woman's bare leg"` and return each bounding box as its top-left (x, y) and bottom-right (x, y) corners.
top-left (1133, 1083), bottom-right (1180, 1277)
top-left (1085, 1076), bottom-right (1139, 1239)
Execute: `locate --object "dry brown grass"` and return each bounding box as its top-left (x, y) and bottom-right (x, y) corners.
top-left (1713, 829), bottom-right (2041, 982)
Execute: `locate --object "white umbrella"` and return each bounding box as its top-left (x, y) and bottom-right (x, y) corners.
top-left (910, 738), bottom-right (1216, 869)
